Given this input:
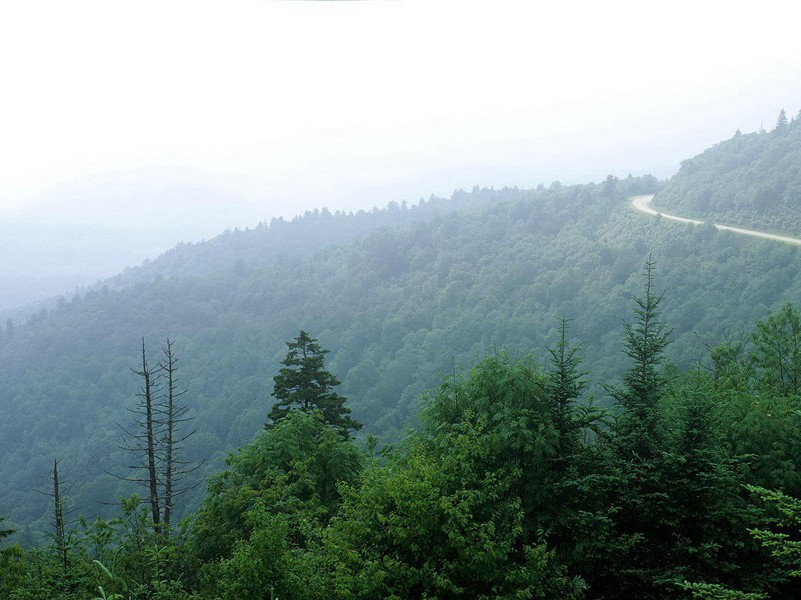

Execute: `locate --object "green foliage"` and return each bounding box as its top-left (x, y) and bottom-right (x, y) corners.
top-left (269, 330), bottom-right (361, 436)
top-left (749, 303), bottom-right (801, 398)
top-left (321, 355), bottom-right (585, 599)
top-left (748, 485), bottom-right (801, 578)
top-left (609, 256), bottom-right (672, 459)
top-left (653, 108), bottom-right (801, 234)
top-left (8, 301), bottom-right (801, 597)
top-left (190, 410), bottom-right (362, 565)
top-left (709, 304), bottom-right (801, 497)
top-left (546, 318), bottom-right (593, 457)
top-left (680, 581), bottom-right (767, 600)
top-left (582, 268), bottom-right (774, 599)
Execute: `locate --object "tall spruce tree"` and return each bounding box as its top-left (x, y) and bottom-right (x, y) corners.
top-left (268, 330), bottom-right (361, 436)
top-left (546, 318), bottom-right (588, 455)
top-left (610, 256), bottom-right (672, 459)
top-left (590, 257), bottom-right (675, 598)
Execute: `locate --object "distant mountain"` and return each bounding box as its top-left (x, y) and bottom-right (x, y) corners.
top-left (652, 108), bottom-right (801, 235)
top-left (0, 167), bottom-right (257, 310)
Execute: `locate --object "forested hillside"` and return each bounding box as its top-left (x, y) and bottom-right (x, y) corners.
top-left (5, 262), bottom-right (801, 598)
top-left (103, 188), bottom-right (513, 290)
top-left (5, 169), bottom-right (801, 546)
top-left (0, 188), bottom-right (511, 325)
top-left (652, 108), bottom-right (801, 234)
top-left (3, 138), bottom-right (801, 595)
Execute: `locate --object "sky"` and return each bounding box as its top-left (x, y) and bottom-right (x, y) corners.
top-left (1, 0), bottom-right (801, 308)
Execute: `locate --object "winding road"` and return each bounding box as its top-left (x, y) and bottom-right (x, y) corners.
top-left (631, 194), bottom-right (801, 247)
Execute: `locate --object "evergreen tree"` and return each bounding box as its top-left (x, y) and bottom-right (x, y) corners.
top-left (268, 330), bottom-right (361, 436)
top-left (610, 256), bottom-right (672, 459)
top-left (591, 257), bottom-right (675, 598)
top-left (546, 318), bottom-right (588, 455)
top-left (775, 109), bottom-right (789, 135)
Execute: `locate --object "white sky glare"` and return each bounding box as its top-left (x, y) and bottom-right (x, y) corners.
top-left (1, 0), bottom-right (801, 307)
top-left (1, 0), bottom-right (800, 205)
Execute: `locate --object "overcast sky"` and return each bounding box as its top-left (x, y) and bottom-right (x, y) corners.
top-left (2, 0), bottom-right (801, 210)
top-left (1, 0), bottom-right (801, 307)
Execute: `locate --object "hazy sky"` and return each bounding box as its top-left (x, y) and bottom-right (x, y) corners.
top-left (2, 0), bottom-right (801, 210)
top-left (1, 0), bottom-right (801, 308)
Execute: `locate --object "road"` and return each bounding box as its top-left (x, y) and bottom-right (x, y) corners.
top-left (631, 194), bottom-right (801, 247)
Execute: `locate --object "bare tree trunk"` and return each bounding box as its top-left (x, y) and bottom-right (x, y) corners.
top-left (53, 459), bottom-right (67, 579)
top-left (137, 338), bottom-right (161, 531)
top-left (158, 338), bottom-right (198, 530)
top-left (162, 340), bottom-right (175, 529)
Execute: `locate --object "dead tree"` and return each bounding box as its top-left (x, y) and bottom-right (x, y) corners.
top-left (34, 458), bottom-right (78, 587)
top-left (116, 337), bottom-right (162, 531)
top-left (115, 338), bottom-right (200, 532)
top-left (158, 339), bottom-right (200, 529)
top-left (53, 459), bottom-right (67, 575)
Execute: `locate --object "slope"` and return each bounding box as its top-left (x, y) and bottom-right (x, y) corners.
top-left (651, 108), bottom-right (801, 235)
top-left (5, 172), bottom-right (801, 542)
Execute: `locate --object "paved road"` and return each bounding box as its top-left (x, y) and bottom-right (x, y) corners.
top-left (631, 194), bottom-right (801, 247)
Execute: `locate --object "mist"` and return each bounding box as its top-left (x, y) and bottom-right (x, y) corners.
top-left (2, 0), bottom-right (801, 310)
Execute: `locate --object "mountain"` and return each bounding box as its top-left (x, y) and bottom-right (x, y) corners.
top-left (0, 167), bottom-right (257, 311)
top-left (0, 185), bottom-right (510, 323)
top-left (6, 166), bottom-right (801, 542)
top-left (652, 108), bottom-right (801, 235)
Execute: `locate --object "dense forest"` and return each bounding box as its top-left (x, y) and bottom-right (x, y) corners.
top-left (4, 171), bottom-right (801, 539)
top-left (652, 107), bottom-right (801, 235)
top-left (3, 276), bottom-right (801, 598)
top-left (3, 121), bottom-right (801, 596)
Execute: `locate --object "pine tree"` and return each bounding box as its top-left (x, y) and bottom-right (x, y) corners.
top-left (546, 318), bottom-right (587, 455)
top-left (268, 330), bottom-right (361, 436)
top-left (610, 256), bottom-right (672, 459)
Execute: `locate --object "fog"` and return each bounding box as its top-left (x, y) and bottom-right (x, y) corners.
top-left (1, 0), bottom-right (801, 310)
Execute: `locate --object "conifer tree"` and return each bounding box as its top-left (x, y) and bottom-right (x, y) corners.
top-left (268, 330), bottom-right (362, 436)
top-left (609, 256), bottom-right (672, 459)
top-left (546, 318), bottom-right (587, 455)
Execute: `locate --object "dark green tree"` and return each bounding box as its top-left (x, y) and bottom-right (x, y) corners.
top-left (610, 256), bottom-right (672, 459)
top-left (589, 257), bottom-right (676, 598)
top-left (268, 330), bottom-right (361, 436)
top-left (322, 356), bottom-right (584, 599)
top-left (546, 318), bottom-right (589, 456)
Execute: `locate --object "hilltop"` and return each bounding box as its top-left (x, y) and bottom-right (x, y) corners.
top-left (652, 108), bottom-right (801, 234)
